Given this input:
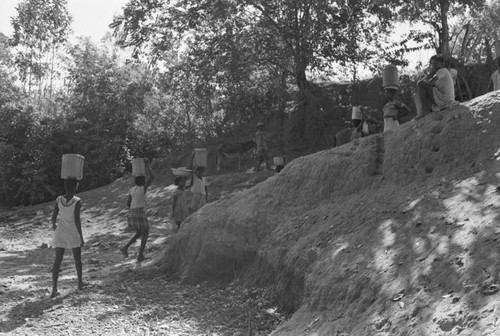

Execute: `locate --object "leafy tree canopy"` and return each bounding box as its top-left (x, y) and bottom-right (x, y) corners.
top-left (111, 0), bottom-right (398, 93)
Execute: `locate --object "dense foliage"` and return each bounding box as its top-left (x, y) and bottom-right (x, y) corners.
top-left (1, 0), bottom-right (500, 206)
top-left (0, 34), bottom-right (166, 205)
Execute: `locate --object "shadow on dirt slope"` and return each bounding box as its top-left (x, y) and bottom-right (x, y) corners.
top-left (157, 91), bottom-right (500, 335)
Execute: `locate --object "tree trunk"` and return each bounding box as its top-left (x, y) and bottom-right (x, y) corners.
top-left (294, 58), bottom-right (309, 97)
top-left (50, 44), bottom-right (55, 104)
top-left (440, 0), bottom-right (450, 56)
top-left (459, 23), bottom-right (470, 61)
top-left (441, 0), bottom-right (450, 56)
top-left (485, 38), bottom-right (493, 65)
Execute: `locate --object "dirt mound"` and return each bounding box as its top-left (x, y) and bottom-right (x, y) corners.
top-left (158, 91), bottom-right (500, 335)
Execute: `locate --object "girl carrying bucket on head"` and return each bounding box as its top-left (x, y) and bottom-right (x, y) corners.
top-left (381, 64), bottom-right (411, 131)
top-left (172, 176), bottom-right (189, 231)
top-left (50, 178), bottom-right (85, 298)
top-left (120, 159), bottom-right (154, 262)
top-left (188, 166), bottom-right (208, 213)
top-left (382, 87), bottom-right (411, 132)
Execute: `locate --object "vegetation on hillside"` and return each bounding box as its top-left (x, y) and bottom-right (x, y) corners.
top-left (1, 0), bottom-right (499, 206)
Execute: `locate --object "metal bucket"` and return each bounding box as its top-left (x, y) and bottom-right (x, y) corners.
top-left (194, 148), bottom-right (208, 167)
top-left (132, 158), bottom-right (146, 176)
top-left (61, 154), bottom-right (85, 180)
top-left (352, 106), bottom-right (363, 120)
top-left (383, 64), bottom-right (399, 88)
top-left (274, 156), bottom-right (284, 166)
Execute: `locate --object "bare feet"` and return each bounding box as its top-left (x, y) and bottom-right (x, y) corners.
top-left (120, 247), bottom-right (128, 258)
top-left (50, 291), bottom-right (59, 298)
top-left (78, 282), bottom-right (88, 290)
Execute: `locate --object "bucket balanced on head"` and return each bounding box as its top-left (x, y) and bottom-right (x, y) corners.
top-left (132, 158), bottom-right (146, 176)
top-left (61, 154), bottom-right (85, 180)
top-left (194, 148), bottom-right (208, 168)
top-left (352, 105), bottom-right (363, 120)
top-left (383, 64), bottom-right (399, 89)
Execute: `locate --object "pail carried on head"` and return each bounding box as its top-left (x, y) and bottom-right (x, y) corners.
top-left (61, 154), bottom-right (85, 180)
top-left (132, 158), bottom-right (146, 176)
top-left (273, 156), bottom-right (285, 166)
top-left (383, 64), bottom-right (399, 88)
top-left (495, 40), bottom-right (500, 59)
top-left (352, 106), bottom-right (363, 120)
top-left (172, 167), bottom-right (192, 177)
top-left (194, 148), bottom-right (208, 167)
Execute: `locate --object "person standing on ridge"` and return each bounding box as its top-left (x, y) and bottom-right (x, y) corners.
top-left (172, 176), bottom-right (189, 231)
top-left (188, 167), bottom-right (208, 213)
top-left (255, 122), bottom-right (271, 171)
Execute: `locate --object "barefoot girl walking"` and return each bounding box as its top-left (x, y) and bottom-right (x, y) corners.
top-left (50, 178), bottom-right (85, 298)
top-left (120, 159), bottom-right (154, 262)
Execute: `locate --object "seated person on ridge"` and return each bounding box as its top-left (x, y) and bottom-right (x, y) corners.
top-left (488, 57), bottom-right (500, 92)
top-left (414, 54), bottom-right (457, 119)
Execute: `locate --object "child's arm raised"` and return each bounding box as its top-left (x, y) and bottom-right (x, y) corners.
top-left (74, 200), bottom-right (84, 246)
top-left (51, 198), bottom-right (59, 230)
top-left (204, 179), bottom-right (208, 202)
top-left (172, 194), bottom-right (177, 219)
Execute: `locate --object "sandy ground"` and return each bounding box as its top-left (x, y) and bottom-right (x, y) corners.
top-left (0, 169), bottom-right (284, 336)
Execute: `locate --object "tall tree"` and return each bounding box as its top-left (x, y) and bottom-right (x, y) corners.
top-left (112, 0), bottom-right (393, 96)
top-left (63, 36), bottom-right (159, 188)
top-left (111, 0), bottom-right (395, 146)
top-left (449, 0), bottom-right (500, 63)
top-left (0, 33), bottom-right (20, 107)
top-left (10, 0), bottom-right (72, 104)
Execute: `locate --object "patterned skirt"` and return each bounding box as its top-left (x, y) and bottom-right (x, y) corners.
top-left (127, 208), bottom-right (149, 230)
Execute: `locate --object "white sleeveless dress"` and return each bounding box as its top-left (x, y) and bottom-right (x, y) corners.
top-left (52, 196), bottom-right (82, 248)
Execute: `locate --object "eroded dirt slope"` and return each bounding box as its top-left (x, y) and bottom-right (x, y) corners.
top-left (159, 91), bottom-right (500, 335)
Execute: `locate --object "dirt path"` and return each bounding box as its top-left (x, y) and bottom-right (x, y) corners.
top-left (0, 171), bottom-right (283, 335)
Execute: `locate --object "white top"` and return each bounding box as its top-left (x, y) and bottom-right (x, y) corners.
top-left (52, 196), bottom-right (82, 248)
top-left (491, 70), bottom-right (500, 91)
top-left (434, 68), bottom-right (455, 101)
top-left (129, 186), bottom-right (146, 208)
top-left (191, 175), bottom-right (207, 195)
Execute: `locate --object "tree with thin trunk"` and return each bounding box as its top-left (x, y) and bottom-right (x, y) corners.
top-left (10, 0), bottom-right (72, 110)
top-left (393, 0), bottom-right (484, 56)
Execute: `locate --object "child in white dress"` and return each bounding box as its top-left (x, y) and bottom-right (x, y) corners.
top-left (172, 176), bottom-right (189, 231)
top-left (188, 167), bottom-right (208, 213)
top-left (50, 178), bottom-right (84, 298)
